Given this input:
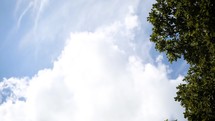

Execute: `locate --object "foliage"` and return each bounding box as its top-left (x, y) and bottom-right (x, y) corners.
top-left (148, 0), bottom-right (215, 120)
top-left (175, 65), bottom-right (215, 120)
top-left (148, 0), bottom-right (215, 64)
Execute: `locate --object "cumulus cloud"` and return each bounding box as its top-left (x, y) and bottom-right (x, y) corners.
top-left (9, 0), bottom-right (145, 79)
top-left (0, 11), bottom-right (185, 121)
top-left (0, 78), bottom-right (29, 104)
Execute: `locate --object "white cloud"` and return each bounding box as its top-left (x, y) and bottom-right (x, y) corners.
top-left (12, 0), bottom-right (144, 75)
top-left (0, 11), bottom-right (185, 121)
top-left (0, 78), bottom-right (29, 104)
top-left (125, 7), bottom-right (139, 30)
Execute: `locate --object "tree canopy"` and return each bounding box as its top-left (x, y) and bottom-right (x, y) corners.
top-left (148, 0), bottom-right (215, 120)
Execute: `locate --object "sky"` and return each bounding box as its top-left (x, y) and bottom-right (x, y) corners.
top-left (0, 0), bottom-right (189, 121)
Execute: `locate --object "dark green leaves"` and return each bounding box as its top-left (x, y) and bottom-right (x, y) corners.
top-left (148, 0), bottom-right (215, 120)
top-left (148, 0), bottom-right (215, 65)
top-left (175, 65), bottom-right (215, 120)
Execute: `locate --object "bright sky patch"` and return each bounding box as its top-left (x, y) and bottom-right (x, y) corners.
top-left (0, 0), bottom-right (188, 121)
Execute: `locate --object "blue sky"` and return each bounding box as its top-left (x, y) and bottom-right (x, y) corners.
top-left (0, 0), bottom-right (189, 79)
top-left (0, 0), bottom-right (189, 121)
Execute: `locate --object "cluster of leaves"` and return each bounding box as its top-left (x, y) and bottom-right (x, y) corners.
top-left (175, 65), bottom-right (215, 120)
top-left (148, 0), bottom-right (215, 64)
top-left (148, 0), bottom-right (215, 120)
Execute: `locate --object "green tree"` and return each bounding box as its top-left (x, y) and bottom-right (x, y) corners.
top-left (175, 65), bottom-right (215, 120)
top-left (148, 0), bottom-right (215, 120)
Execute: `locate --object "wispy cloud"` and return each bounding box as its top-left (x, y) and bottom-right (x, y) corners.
top-left (31, 0), bottom-right (49, 30)
top-left (17, 2), bottom-right (33, 28)
top-left (16, 0), bottom-right (49, 30)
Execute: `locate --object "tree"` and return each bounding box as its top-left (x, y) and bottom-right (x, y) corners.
top-left (175, 65), bottom-right (215, 120)
top-left (148, 0), bottom-right (215, 120)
